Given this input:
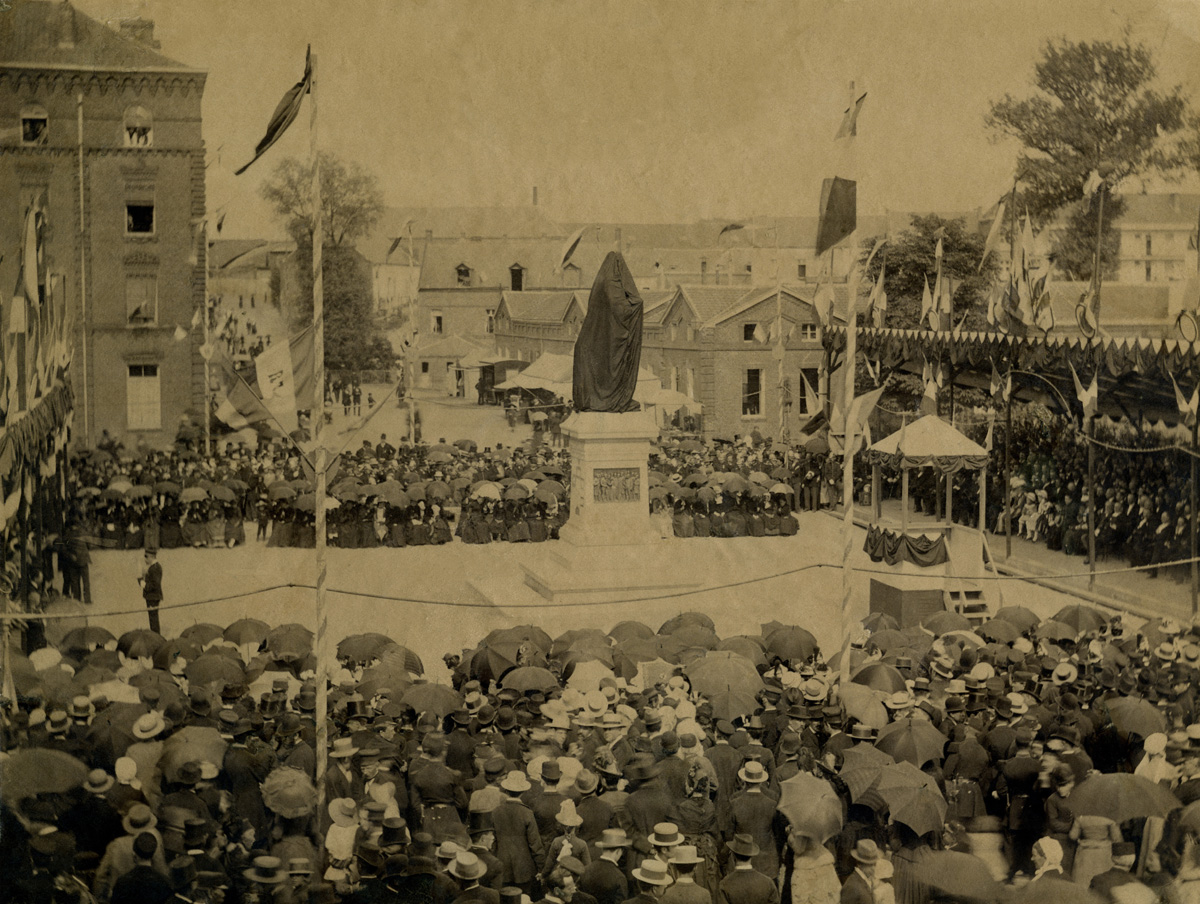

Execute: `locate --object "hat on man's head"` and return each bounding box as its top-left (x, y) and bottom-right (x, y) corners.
top-left (448, 851), bottom-right (487, 882)
top-left (123, 804), bottom-right (157, 835)
top-left (85, 769), bottom-right (114, 794)
top-left (851, 839), bottom-right (881, 864)
top-left (649, 823), bottom-right (682, 847)
top-left (727, 833), bottom-right (760, 858)
top-left (133, 832), bottom-right (159, 861)
top-left (501, 771), bottom-right (531, 794)
top-left (631, 859), bottom-right (672, 887)
top-left (596, 828), bottom-right (632, 848)
top-left (329, 737), bottom-right (359, 758)
top-left (243, 856), bottom-right (285, 885)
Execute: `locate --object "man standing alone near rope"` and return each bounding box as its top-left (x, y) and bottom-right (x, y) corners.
top-left (138, 548), bottom-right (163, 634)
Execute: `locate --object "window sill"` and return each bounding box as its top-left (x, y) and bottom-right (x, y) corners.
top-left (125, 234), bottom-right (157, 242)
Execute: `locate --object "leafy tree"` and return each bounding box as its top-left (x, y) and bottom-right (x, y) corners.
top-left (859, 215), bottom-right (999, 331)
top-left (261, 151), bottom-right (383, 247)
top-left (1048, 194), bottom-right (1125, 281)
top-left (986, 37), bottom-right (1190, 279)
top-left (264, 152), bottom-right (392, 373)
top-left (291, 234), bottom-right (393, 373)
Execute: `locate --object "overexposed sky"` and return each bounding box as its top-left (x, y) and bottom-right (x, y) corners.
top-left (74, 0), bottom-right (1200, 239)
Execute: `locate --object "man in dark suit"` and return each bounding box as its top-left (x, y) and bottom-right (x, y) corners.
top-left (111, 833), bottom-right (173, 904)
top-left (579, 828), bottom-right (630, 904)
top-left (717, 835), bottom-right (777, 904)
top-left (138, 548), bottom-right (163, 634)
top-left (728, 761), bottom-right (784, 880)
top-left (448, 850), bottom-right (499, 904)
top-left (623, 858), bottom-right (673, 904)
top-left (492, 771), bottom-right (543, 896)
top-left (706, 722), bottom-right (743, 839)
top-left (839, 839), bottom-right (879, 904)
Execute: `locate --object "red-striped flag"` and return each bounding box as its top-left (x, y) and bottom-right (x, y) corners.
top-left (235, 46), bottom-right (312, 176)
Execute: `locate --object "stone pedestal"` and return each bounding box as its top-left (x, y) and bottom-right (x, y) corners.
top-left (520, 411), bottom-right (704, 602)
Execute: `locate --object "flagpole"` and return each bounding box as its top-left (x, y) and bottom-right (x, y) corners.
top-left (1086, 412), bottom-right (1096, 590)
top-left (203, 219), bottom-right (212, 458)
top-left (308, 51), bottom-right (330, 866)
top-left (76, 91), bottom-right (90, 446)
top-left (1191, 415), bottom-right (1197, 617)
top-left (840, 258), bottom-right (860, 687)
top-left (1092, 180), bottom-right (1106, 328)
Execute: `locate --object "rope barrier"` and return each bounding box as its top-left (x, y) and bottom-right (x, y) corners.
top-left (6, 550), bottom-right (1199, 622)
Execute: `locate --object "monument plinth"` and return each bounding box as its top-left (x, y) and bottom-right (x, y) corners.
top-left (519, 410), bottom-right (705, 603)
top-left (557, 411), bottom-right (660, 547)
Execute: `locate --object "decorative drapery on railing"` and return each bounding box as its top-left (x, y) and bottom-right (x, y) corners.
top-left (863, 524), bottom-right (949, 567)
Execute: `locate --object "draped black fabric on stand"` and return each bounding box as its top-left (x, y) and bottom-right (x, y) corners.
top-left (863, 524), bottom-right (949, 567)
top-left (572, 252), bottom-right (644, 412)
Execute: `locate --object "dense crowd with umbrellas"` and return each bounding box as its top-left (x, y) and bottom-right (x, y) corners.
top-left (8, 600), bottom-right (1200, 903)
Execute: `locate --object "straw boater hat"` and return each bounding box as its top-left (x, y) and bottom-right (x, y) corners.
top-left (649, 823), bottom-right (682, 847)
top-left (243, 856), bottom-right (286, 885)
top-left (631, 859), bottom-right (672, 887)
top-left (737, 761), bottom-right (769, 784)
top-left (669, 845), bottom-right (703, 865)
top-left (132, 712), bottom-right (166, 740)
top-left (123, 804), bottom-right (157, 835)
top-left (596, 828), bottom-right (632, 848)
top-left (448, 851), bottom-right (487, 882)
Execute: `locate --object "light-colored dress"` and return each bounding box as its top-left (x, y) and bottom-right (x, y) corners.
top-left (790, 845), bottom-right (840, 904)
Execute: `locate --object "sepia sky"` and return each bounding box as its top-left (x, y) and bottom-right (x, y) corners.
top-left (73, 0), bottom-right (1200, 239)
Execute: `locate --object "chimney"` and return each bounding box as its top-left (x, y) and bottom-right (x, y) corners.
top-left (56, 2), bottom-right (77, 49)
top-left (532, 186), bottom-right (538, 207)
top-left (118, 17), bottom-right (160, 50)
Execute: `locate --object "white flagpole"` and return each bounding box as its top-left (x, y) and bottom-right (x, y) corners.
top-left (76, 91), bottom-right (90, 445)
top-left (308, 52), bottom-right (330, 863)
top-left (840, 262), bottom-right (860, 687)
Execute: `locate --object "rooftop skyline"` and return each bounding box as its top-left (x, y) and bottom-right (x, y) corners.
top-left (64, 0), bottom-right (1200, 241)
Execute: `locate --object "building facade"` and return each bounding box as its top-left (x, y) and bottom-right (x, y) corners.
top-left (493, 284), bottom-right (839, 440)
top-left (0, 2), bottom-right (206, 447)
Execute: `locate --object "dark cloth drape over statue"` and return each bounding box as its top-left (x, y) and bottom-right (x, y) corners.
top-left (573, 251), bottom-right (644, 412)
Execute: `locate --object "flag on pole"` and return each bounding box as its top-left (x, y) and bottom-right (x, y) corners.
top-left (555, 226), bottom-right (589, 273)
top-left (834, 89), bottom-right (868, 139)
top-left (718, 222), bottom-right (746, 238)
top-left (1171, 374), bottom-right (1199, 427)
top-left (801, 371), bottom-right (820, 416)
top-left (984, 412), bottom-right (995, 451)
top-left (868, 263), bottom-right (887, 326)
top-left (989, 365), bottom-right (1011, 402)
top-left (234, 46), bottom-right (312, 176)
top-left (255, 339), bottom-right (299, 434)
top-left (1031, 274), bottom-right (1054, 332)
top-left (1070, 363), bottom-right (1098, 420)
top-left (815, 177), bottom-right (857, 256)
top-left (920, 359), bottom-right (938, 416)
top-left (935, 237), bottom-right (944, 265)
top-left (979, 199), bottom-right (1006, 272)
top-left (920, 276), bottom-right (933, 329)
top-left (753, 322), bottom-right (768, 344)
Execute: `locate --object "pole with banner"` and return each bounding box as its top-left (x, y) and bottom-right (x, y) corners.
top-left (307, 53), bottom-right (331, 862)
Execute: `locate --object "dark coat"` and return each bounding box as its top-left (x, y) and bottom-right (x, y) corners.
top-left (580, 857), bottom-right (628, 904)
top-left (491, 797), bottom-right (544, 885)
top-left (718, 866), bottom-right (779, 904)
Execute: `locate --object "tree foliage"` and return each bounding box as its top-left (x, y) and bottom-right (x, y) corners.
top-left (292, 236), bottom-right (394, 372)
top-left (1049, 193), bottom-right (1125, 281)
top-left (860, 215), bottom-right (999, 331)
top-left (986, 38), bottom-right (1190, 278)
top-left (260, 151), bottom-right (384, 247)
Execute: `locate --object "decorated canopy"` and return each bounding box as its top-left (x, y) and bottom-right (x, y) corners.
top-left (865, 415), bottom-right (988, 473)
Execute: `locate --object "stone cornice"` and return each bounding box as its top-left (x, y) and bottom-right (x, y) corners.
top-left (0, 67), bottom-right (206, 99)
top-left (0, 146), bottom-right (203, 159)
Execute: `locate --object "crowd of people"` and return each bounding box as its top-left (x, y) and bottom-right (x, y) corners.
top-left (7, 604), bottom-right (1200, 904)
top-left (988, 413), bottom-right (1194, 581)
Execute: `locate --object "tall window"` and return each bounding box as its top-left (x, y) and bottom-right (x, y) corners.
top-left (20, 106), bottom-right (48, 145)
top-left (700, 259), bottom-right (708, 283)
top-left (797, 262), bottom-right (807, 279)
top-left (456, 264), bottom-right (471, 286)
top-left (126, 203), bottom-right (155, 235)
top-left (509, 264), bottom-right (525, 292)
top-left (127, 364), bottom-right (161, 430)
top-left (126, 275), bottom-right (157, 324)
top-left (742, 369), bottom-right (762, 416)
top-left (123, 106), bottom-right (153, 147)
top-left (486, 308), bottom-right (496, 334)
top-left (1146, 235), bottom-right (1153, 256)
top-left (431, 311), bottom-right (443, 334)
top-left (1146, 263), bottom-right (1153, 282)
top-left (743, 323), bottom-right (757, 342)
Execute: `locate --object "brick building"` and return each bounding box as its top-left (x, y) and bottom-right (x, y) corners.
top-left (0, 1), bottom-right (206, 447)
